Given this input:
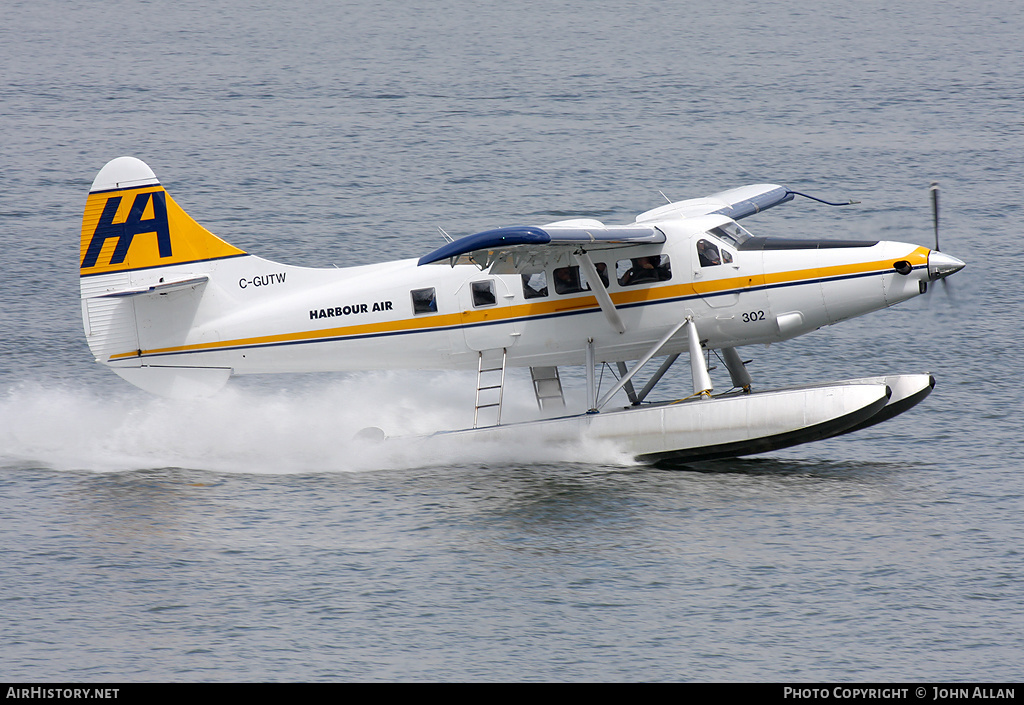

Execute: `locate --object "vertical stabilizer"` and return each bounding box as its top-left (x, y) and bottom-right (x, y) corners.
top-left (80, 157), bottom-right (246, 397)
top-left (80, 157), bottom-right (246, 278)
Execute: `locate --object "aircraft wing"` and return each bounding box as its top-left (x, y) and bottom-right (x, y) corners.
top-left (634, 184), bottom-right (793, 223)
top-left (417, 184), bottom-right (792, 268)
top-left (417, 224), bottom-right (665, 267)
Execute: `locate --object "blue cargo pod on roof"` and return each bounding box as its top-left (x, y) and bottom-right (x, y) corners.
top-left (418, 225), bottom-right (666, 265)
top-left (418, 226), bottom-right (551, 265)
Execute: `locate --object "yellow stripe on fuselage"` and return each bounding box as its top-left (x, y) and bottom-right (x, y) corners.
top-left (107, 247), bottom-right (930, 362)
top-left (762, 246), bottom-right (930, 288)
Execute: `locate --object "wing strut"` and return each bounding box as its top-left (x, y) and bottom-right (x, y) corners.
top-left (574, 251), bottom-right (625, 334)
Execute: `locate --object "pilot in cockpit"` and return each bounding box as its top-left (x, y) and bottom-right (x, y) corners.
top-left (697, 239), bottom-right (721, 267)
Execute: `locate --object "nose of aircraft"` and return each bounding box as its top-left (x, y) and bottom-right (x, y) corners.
top-left (928, 251), bottom-right (965, 281)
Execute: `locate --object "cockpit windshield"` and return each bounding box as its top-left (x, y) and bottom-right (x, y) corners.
top-left (710, 222), bottom-right (752, 248)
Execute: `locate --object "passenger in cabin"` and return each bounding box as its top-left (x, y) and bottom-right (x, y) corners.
top-left (545, 264), bottom-right (608, 295)
top-left (553, 266), bottom-right (584, 294)
top-left (657, 256), bottom-right (671, 280)
top-left (620, 256), bottom-right (664, 285)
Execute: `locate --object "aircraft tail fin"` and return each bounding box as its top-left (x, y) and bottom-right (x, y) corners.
top-left (79, 157), bottom-right (247, 397)
top-left (80, 157), bottom-right (247, 277)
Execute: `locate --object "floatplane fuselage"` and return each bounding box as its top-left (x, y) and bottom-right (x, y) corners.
top-left (79, 157), bottom-right (964, 462)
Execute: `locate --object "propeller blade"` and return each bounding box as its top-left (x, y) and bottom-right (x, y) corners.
top-left (924, 182), bottom-right (960, 302)
top-left (941, 276), bottom-right (955, 300)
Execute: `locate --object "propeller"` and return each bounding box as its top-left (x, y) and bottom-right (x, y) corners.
top-left (925, 181), bottom-right (963, 298)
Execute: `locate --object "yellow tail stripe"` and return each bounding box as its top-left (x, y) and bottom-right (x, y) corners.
top-left (80, 187), bottom-right (245, 276)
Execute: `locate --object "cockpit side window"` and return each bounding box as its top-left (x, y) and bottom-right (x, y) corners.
top-left (697, 239), bottom-right (722, 267)
top-left (617, 255), bottom-right (672, 286)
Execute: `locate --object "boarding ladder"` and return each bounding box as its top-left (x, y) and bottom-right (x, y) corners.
top-left (530, 366), bottom-right (566, 412)
top-left (474, 348), bottom-right (507, 428)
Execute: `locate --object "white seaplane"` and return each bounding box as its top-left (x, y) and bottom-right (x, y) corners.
top-left (79, 157), bottom-right (964, 463)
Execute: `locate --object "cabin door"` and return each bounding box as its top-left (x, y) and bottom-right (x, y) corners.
top-left (691, 236), bottom-right (773, 340)
top-left (460, 275), bottom-right (520, 352)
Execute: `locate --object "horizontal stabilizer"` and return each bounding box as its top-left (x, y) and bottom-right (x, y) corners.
top-left (89, 275), bottom-right (210, 299)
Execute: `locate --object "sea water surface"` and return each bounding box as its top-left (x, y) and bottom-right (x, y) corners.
top-left (1, 0), bottom-right (1022, 682)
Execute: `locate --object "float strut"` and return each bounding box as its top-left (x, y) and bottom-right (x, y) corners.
top-left (721, 346), bottom-right (752, 393)
top-left (596, 320), bottom-right (687, 411)
top-left (586, 338), bottom-right (597, 413)
top-left (686, 316), bottom-right (713, 398)
top-left (635, 353), bottom-right (680, 404)
top-left (615, 362), bottom-right (640, 405)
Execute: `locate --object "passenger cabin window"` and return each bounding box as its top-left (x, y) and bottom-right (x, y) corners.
top-left (472, 280), bottom-right (496, 307)
top-left (617, 255), bottom-right (671, 286)
top-left (589, 262), bottom-right (610, 288)
top-left (553, 266), bottom-right (585, 295)
top-left (552, 263), bottom-right (609, 295)
top-left (411, 287), bottom-right (437, 314)
top-left (521, 271), bottom-right (548, 299)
